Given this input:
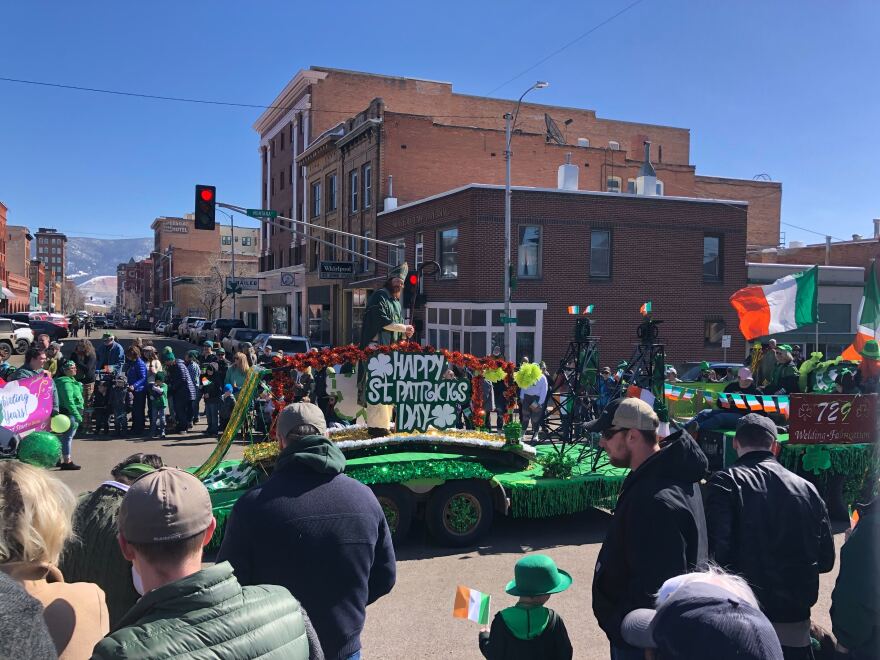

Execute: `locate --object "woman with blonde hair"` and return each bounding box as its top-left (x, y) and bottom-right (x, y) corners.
top-left (225, 351), bottom-right (251, 392)
top-left (0, 461), bottom-right (109, 658)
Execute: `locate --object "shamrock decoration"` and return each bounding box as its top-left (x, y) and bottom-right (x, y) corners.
top-left (431, 403), bottom-right (457, 428)
top-left (802, 446), bottom-right (832, 475)
top-left (797, 403), bottom-right (813, 420)
top-left (368, 353), bottom-right (393, 378)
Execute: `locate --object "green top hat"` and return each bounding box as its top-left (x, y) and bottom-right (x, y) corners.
top-left (505, 554), bottom-right (572, 597)
top-left (387, 261), bottom-right (409, 282)
top-left (102, 332), bottom-right (114, 339)
top-left (776, 343), bottom-right (793, 352)
top-left (699, 361), bottom-right (711, 371)
top-left (860, 339), bottom-right (880, 360)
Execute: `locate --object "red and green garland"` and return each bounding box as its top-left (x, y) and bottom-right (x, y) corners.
top-left (267, 341), bottom-right (517, 429)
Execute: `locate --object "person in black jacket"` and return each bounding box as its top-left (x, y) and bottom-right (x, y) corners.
top-left (479, 554), bottom-right (573, 660)
top-left (588, 397), bottom-right (709, 660)
top-left (706, 413), bottom-right (835, 660)
top-left (217, 401), bottom-right (396, 660)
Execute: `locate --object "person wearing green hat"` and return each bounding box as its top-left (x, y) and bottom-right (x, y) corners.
top-left (768, 343), bottom-right (801, 393)
top-left (699, 361), bottom-right (719, 383)
top-left (55, 359), bottom-right (84, 470)
top-left (358, 262), bottom-right (415, 437)
top-left (856, 339), bottom-right (880, 393)
top-left (478, 554), bottom-right (573, 659)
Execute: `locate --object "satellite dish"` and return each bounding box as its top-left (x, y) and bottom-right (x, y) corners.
top-left (545, 113), bottom-right (566, 145)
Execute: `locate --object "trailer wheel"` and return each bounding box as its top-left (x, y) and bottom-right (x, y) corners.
top-left (371, 484), bottom-right (414, 543)
top-left (15, 338), bottom-right (29, 354)
top-left (426, 480), bottom-right (494, 547)
top-left (0, 342), bottom-right (11, 362)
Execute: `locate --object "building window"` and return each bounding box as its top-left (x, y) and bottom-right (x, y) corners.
top-left (390, 238), bottom-right (406, 267)
top-left (327, 173), bottom-right (337, 211)
top-left (361, 231), bottom-right (372, 273)
top-left (241, 236), bottom-right (253, 247)
top-left (609, 140), bottom-right (620, 150)
top-left (655, 180), bottom-right (664, 195)
top-left (221, 235), bottom-right (233, 246)
top-left (590, 229), bottom-right (611, 278)
top-left (311, 181), bottom-right (322, 218)
top-left (350, 170), bottom-right (359, 213)
top-left (363, 164), bottom-right (372, 208)
top-left (415, 233), bottom-right (424, 270)
top-left (438, 228), bottom-right (458, 278)
top-left (606, 176), bottom-right (622, 193)
top-left (704, 320), bottom-right (725, 346)
top-left (627, 178), bottom-right (636, 194)
top-left (518, 225), bottom-right (541, 278)
top-left (703, 235), bottom-right (722, 280)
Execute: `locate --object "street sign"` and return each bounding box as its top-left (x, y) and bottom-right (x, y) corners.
top-left (245, 208), bottom-right (278, 219)
top-left (225, 281), bottom-right (242, 295)
top-left (225, 277), bottom-right (260, 292)
top-left (319, 261), bottom-right (355, 279)
top-left (721, 335), bottom-right (732, 349)
top-left (500, 316), bottom-right (517, 324)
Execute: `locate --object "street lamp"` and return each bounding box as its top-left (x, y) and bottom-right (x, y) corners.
top-left (504, 81), bottom-right (549, 361)
top-left (154, 246), bottom-right (173, 319)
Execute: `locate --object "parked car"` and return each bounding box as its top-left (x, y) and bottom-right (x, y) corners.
top-left (28, 311), bottom-right (48, 321)
top-left (135, 319), bottom-right (152, 331)
top-left (187, 319), bottom-right (206, 343)
top-left (165, 317), bottom-right (183, 337)
top-left (676, 361), bottom-right (745, 383)
top-left (92, 315), bottom-right (108, 328)
top-left (48, 313), bottom-right (69, 329)
top-left (11, 321), bottom-right (34, 354)
top-left (104, 317), bottom-right (117, 329)
top-left (252, 334), bottom-right (311, 356)
top-left (155, 321), bottom-right (167, 334)
top-left (193, 320), bottom-right (216, 345)
top-left (177, 316), bottom-right (206, 340)
top-left (212, 318), bottom-right (247, 343)
top-left (222, 327), bottom-right (262, 354)
top-left (0, 318), bottom-right (27, 355)
top-left (28, 319), bottom-right (69, 342)
top-left (0, 313), bottom-right (32, 324)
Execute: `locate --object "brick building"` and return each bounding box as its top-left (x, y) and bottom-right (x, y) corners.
top-left (29, 259), bottom-right (45, 309)
top-left (253, 67), bottom-right (780, 342)
top-left (376, 183), bottom-right (748, 368)
top-left (5, 225), bottom-right (33, 312)
top-left (34, 227), bottom-right (67, 284)
top-left (749, 220), bottom-right (879, 270)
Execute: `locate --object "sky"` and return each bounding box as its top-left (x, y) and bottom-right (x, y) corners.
top-left (1, 1), bottom-right (877, 245)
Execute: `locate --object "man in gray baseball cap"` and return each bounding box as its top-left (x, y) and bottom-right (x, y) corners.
top-left (589, 397), bottom-right (709, 657)
top-left (96, 467), bottom-right (321, 659)
top-left (218, 401), bottom-right (396, 660)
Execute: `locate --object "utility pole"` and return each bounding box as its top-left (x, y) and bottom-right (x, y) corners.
top-left (503, 111), bottom-right (513, 361)
top-left (230, 214), bottom-right (237, 319)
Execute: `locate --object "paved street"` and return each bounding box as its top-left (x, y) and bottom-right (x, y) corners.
top-left (21, 330), bottom-right (848, 659)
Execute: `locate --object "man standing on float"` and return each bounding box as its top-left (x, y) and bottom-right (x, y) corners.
top-left (359, 262), bottom-right (415, 437)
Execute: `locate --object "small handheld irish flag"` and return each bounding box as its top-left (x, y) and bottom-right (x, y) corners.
top-left (567, 304), bottom-right (595, 315)
top-left (640, 301), bottom-right (652, 316)
top-left (452, 585), bottom-right (491, 625)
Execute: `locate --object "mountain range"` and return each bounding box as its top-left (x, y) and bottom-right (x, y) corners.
top-left (58, 236), bottom-right (153, 283)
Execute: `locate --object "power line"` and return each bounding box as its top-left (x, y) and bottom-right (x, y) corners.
top-left (486, 0), bottom-right (650, 95)
top-left (780, 222), bottom-right (846, 243)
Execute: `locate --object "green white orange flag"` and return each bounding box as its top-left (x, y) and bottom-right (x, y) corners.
top-left (453, 586), bottom-right (491, 625)
top-left (640, 301), bottom-right (652, 316)
top-left (842, 261), bottom-right (879, 362)
top-left (729, 266), bottom-right (818, 341)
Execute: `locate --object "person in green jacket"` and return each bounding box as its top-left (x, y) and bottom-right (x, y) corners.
top-left (831, 491), bottom-right (879, 660)
top-left (92, 467), bottom-right (323, 660)
top-left (55, 359), bottom-right (84, 470)
top-left (768, 344), bottom-right (801, 393)
top-left (60, 453), bottom-right (164, 627)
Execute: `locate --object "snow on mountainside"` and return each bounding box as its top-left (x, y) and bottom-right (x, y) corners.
top-left (78, 275), bottom-right (118, 306)
top-left (56, 236), bottom-right (153, 284)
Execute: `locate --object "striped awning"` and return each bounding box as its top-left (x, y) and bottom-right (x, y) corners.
top-left (0, 287), bottom-right (15, 300)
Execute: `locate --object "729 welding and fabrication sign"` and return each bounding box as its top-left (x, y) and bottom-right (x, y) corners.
top-left (365, 351), bottom-right (471, 432)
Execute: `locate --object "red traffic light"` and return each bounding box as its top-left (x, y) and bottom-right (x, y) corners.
top-left (408, 274), bottom-right (418, 285)
top-left (200, 188), bottom-right (214, 202)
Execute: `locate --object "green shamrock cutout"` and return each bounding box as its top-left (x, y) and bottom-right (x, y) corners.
top-left (802, 446), bottom-right (832, 475)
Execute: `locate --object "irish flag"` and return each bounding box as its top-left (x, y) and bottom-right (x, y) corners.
top-left (842, 262), bottom-right (879, 362)
top-left (453, 586), bottom-right (491, 625)
top-left (640, 301), bottom-right (652, 316)
top-left (729, 266), bottom-right (818, 340)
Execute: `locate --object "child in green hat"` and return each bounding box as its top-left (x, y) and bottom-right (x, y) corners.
top-left (478, 554), bottom-right (573, 659)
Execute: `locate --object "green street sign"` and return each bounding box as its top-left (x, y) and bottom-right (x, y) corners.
top-left (225, 282), bottom-right (243, 295)
top-left (246, 208), bottom-right (278, 219)
top-left (500, 316), bottom-right (517, 324)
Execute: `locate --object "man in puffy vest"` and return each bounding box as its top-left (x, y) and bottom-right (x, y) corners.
top-left (92, 467), bottom-right (323, 660)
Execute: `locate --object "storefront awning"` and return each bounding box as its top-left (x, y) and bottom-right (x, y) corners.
top-left (0, 287), bottom-right (16, 300)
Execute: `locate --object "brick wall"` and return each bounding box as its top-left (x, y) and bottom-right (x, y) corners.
top-left (752, 238), bottom-right (878, 270)
top-left (694, 175), bottom-right (781, 248)
top-left (379, 186), bottom-right (748, 368)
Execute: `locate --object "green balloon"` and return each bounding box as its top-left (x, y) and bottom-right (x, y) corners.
top-left (18, 432), bottom-right (62, 468)
top-left (50, 415), bottom-right (71, 434)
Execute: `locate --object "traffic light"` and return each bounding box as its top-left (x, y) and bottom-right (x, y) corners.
top-left (194, 184), bottom-right (216, 230)
top-left (403, 272), bottom-right (419, 309)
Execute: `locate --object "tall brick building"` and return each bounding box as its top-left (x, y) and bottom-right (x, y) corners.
top-left (377, 184), bottom-right (747, 367)
top-left (253, 67), bottom-right (780, 345)
top-left (6, 225), bottom-right (33, 312)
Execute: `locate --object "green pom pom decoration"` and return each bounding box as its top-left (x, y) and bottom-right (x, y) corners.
top-left (18, 431), bottom-right (62, 468)
top-left (514, 362), bottom-right (542, 389)
top-left (483, 367), bottom-right (506, 383)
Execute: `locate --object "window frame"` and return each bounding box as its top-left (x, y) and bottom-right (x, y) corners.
top-left (606, 176), bottom-right (622, 193)
top-left (517, 225), bottom-right (542, 279)
top-left (310, 181), bottom-right (322, 218)
top-left (390, 238), bottom-right (406, 267)
top-left (327, 173), bottom-right (337, 212)
top-left (704, 319), bottom-right (725, 347)
top-left (361, 230), bottom-right (373, 273)
top-left (703, 234), bottom-right (723, 282)
top-left (589, 228), bottom-right (612, 279)
top-left (349, 170), bottom-right (359, 213)
top-left (363, 164), bottom-right (372, 208)
top-left (437, 227), bottom-right (459, 279)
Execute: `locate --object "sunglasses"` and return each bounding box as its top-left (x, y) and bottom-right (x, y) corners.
top-left (601, 427), bottom-right (627, 440)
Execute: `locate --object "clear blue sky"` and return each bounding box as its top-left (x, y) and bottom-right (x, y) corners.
top-left (1, 1), bottom-right (877, 245)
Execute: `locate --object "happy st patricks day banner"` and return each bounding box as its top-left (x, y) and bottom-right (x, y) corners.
top-left (664, 383), bottom-right (790, 417)
top-left (365, 351), bottom-right (472, 432)
top-left (0, 374), bottom-right (55, 434)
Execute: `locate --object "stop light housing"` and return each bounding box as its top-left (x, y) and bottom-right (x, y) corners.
top-left (194, 185), bottom-right (216, 230)
top-left (403, 272), bottom-right (419, 309)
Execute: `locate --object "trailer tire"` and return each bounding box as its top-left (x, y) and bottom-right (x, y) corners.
top-left (371, 484), bottom-right (414, 543)
top-left (426, 480), bottom-right (494, 547)
top-left (15, 338), bottom-right (29, 354)
top-left (0, 342), bottom-right (12, 362)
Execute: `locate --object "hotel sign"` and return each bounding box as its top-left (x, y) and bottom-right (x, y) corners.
top-left (163, 219), bottom-right (189, 234)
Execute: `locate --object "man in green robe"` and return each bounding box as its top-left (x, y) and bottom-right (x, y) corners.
top-left (359, 263), bottom-right (414, 436)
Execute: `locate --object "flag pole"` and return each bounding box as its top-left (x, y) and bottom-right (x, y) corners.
top-left (814, 265), bottom-right (820, 354)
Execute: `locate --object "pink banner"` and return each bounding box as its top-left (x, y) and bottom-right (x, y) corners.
top-left (0, 375), bottom-right (54, 435)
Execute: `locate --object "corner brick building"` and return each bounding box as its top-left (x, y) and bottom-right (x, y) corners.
top-left (253, 67), bottom-right (778, 346)
top-left (377, 184), bottom-right (748, 368)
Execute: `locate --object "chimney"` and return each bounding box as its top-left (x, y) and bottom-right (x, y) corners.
top-left (874, 218), bottom-right (879, 238)
top-left (557, 152), bottom-right (579, 191)
top-left (635, 141), bottom-right (657, 196)
top-left (852, 234), bottom-right (863, 241)
top-left (384, 175), bottom-right (398, 211)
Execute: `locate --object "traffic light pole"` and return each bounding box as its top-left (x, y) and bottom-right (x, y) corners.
top-left (230, 213), bottom-right (236, 319)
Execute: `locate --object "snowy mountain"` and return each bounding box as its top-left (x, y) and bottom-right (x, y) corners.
top-left (59, 237), bottom-right (153, 284)
top-left (78, 275), bottom-right (118, 306)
